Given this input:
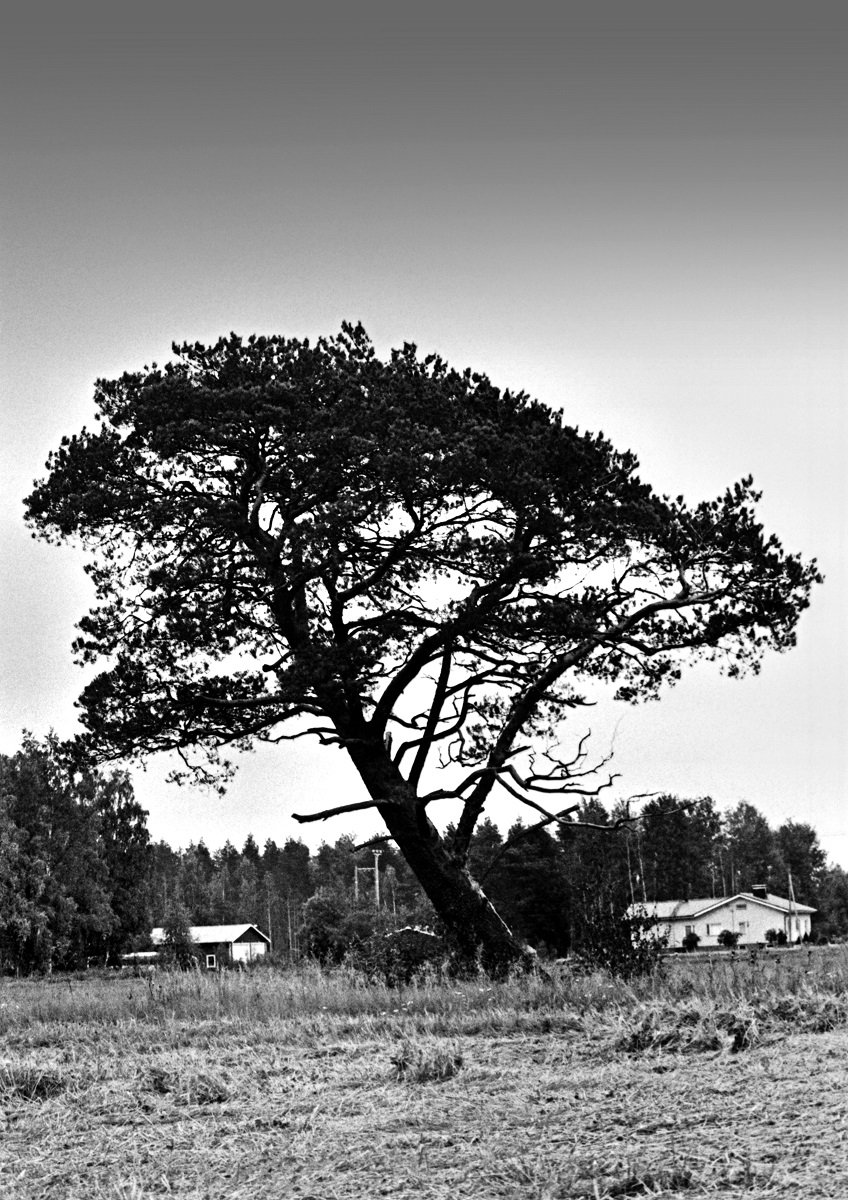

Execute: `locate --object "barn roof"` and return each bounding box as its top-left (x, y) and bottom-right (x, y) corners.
top-left (150, 924), bottom-right (271, 946)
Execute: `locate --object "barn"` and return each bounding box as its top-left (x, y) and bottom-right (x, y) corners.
top-left (150, 923), bottom-right (271, 969)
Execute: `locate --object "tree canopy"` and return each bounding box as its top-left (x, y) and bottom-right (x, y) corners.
top-left (25, 323), bottom-right (821, 969)
top-left (0, 735), bottom-right (151, 971)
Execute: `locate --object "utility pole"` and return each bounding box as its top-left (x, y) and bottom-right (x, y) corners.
top-left (385, 865), bottom-right (398, 922)
top-left (354, 850), bottom-right (383, 909)
top-left (636, 831), bottom-right (648, 904)
top-left (373, 849), bottom-right (382, 910)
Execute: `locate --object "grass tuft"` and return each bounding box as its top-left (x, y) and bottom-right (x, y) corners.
top-left (0, 1064), bottom-right (66, 1101)
top-left (604, 1166), bottom-right (695, 1196)
top-left (146, 1064), bottom-right (229, 1104)
top-left (389, 1038), bottom-right (463, 1083)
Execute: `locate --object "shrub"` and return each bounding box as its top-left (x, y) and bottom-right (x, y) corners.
top-left (717, 929), bottom-right (741, 948)
top-left (353, 926), bottom-right (446, 985)
top-left (574, 904), bottom-right (666, 980)
top-left (299, 890), bottom-right (377, 963)
top-left (160, 906), bottom-right (199, 969)
top-left (682, 931), bottom-right (701, 953)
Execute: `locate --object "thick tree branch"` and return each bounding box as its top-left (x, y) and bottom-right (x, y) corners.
top-left (292, 797), bottom-right (386, 824)
top-left (407, 639), bottom-right (453, 794)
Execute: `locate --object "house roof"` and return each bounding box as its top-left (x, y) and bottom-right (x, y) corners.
top-left (150, 924), bottom-right (271, 946)
top-left (630, 892), bottom-right (816, 921)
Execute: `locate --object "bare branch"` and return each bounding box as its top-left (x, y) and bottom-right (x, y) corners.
top-left (497, 771), bottom-right (620, 814)
top-left (259, 725), bottom-right (340, 745)
top-left (396, 684), bottom-right (478, 769)
top-left (292, 797), bottom-right (387, 824)
top-left (351, 835), bottom-right (394, 852)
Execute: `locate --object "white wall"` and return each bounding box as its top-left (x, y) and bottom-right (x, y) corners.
top-left (232, 940), bottom-right (268, 963)
top-left (664, 899), bottom-right (812, 948)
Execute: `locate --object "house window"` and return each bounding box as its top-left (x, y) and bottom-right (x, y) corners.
top-left (706, 923), bottom-right (722, 936)
top-left (736, 903), bottom-right (747, 911)
top-left (684, 925), bottom-right (695, 935)
top-left (205, 954), bottom-right (217, 970)
top-left (737, 922), bottom-right (747, 933)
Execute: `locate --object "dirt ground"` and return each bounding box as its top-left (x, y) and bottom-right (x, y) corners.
top-left (2, 1018), bottom-right (848, 1199)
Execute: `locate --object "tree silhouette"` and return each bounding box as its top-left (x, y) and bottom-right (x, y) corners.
top-left (26, 324), bottom-right (820, 970)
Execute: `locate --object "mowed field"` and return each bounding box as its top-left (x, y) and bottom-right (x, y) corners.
top-left (2, 951), bottom-right (848, 1199)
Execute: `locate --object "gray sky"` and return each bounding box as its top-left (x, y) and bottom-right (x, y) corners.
top-left (1, 2), bottom-right (845, 861)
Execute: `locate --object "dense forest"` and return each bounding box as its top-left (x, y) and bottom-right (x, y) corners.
top-left (2, 736), bottom-right (847, 972)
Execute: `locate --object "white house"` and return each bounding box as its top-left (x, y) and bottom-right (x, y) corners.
top-left (150, 923), bottom-right (271, 969)
top-left (631, 891), bottom-right (815, 949)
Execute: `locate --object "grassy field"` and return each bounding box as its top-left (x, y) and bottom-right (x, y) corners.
top-left (2, 948), bottom-right (848, 1199)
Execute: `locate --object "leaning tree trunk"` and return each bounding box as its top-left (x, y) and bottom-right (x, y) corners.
top-left (347, 743), bottom-right (531, 977)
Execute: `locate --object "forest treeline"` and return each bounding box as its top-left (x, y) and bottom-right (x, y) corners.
top-left (2, 735), bottom-right (847, 972)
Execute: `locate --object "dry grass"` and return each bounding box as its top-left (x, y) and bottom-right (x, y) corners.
top-left (0, 948), bottom-right (847, 1198)
top-left (0, 1065), bottom-right (67, 1102)
top-left (390, 1039), bottom-right (464, 1083)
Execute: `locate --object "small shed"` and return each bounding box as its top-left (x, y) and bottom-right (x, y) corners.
top-left (150, 923), bottom-right (271, 969)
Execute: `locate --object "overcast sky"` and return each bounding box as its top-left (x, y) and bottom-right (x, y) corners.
top-left (1, 2), bottom-right (845, 863)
